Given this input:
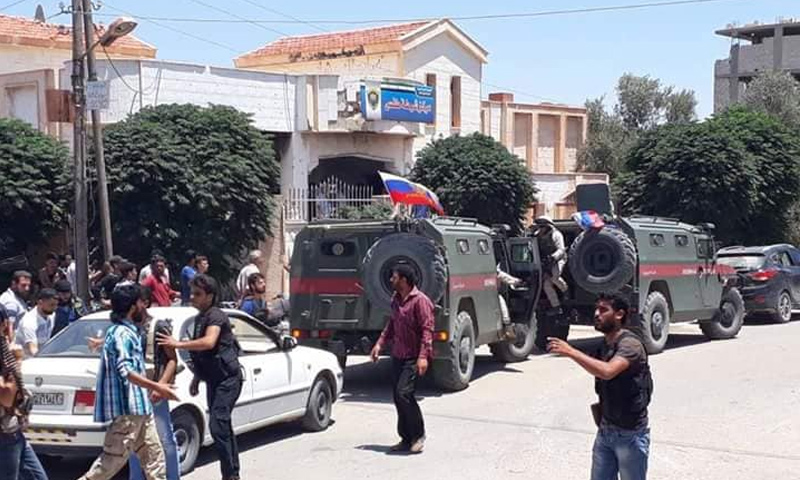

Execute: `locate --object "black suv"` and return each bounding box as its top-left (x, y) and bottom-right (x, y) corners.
top-left (716, 244), bottom-right (800, 323)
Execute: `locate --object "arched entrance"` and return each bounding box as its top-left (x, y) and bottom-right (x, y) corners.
top-left (309, 156), bottom-right (393, 193)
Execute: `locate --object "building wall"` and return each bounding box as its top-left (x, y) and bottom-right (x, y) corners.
top-left (565, 116), bottom-right (582, 172)
top-left (0, 69), bottom-right (57, 134)
top-left (0, 45), bottom-right (68, 76)
top-left (403, 32), bottom-right (483, 138)
top-left (246, 51), bottom-right (403, 78)
top-left (537, 114), bottom-right (557, 173)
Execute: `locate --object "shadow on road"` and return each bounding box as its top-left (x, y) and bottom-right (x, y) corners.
top-left (340, 354), bottom-right (524, 404)
top-left (744, 315), bottom-right (797, 327)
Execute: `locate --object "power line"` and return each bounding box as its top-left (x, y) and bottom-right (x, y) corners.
top-left (90, 0), bottom-right (744, 25)
top-left (102, 3), bottom-right (241, 54)
top-left (183, 0), bottom-right (289, 37)
top-left (0, 0), bottom-right (30, 12)
top-left (236, 0), bottom-right (327, 33)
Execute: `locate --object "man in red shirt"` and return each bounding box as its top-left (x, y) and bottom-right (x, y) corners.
top-left (141, 256), bottom-right (178, 307)
top-left (371, 264), bottom-right (434, 454)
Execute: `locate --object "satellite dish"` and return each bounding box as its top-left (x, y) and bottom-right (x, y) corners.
top-left (34, 4), bottom-right (46, 23)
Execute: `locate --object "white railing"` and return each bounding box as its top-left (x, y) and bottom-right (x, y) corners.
top-left (283, 178), bottom-right (391, 222)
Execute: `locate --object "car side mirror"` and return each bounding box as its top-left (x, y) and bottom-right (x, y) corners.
top-left (282, 336), bottom-right (297, 351)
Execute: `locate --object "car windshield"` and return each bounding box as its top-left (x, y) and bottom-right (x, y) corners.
top-left (38, 319), bottom-right (111, 358)
top-left (716, 254), bottom-right (766, 271)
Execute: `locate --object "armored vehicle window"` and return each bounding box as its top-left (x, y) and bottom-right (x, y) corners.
top-left (675, 235), bottom-right (689, 248)
top-left (478, 239), bottom-right (490, 255)
top-left (649, 234), bottom-right (665, 247)
top-left (697, 238), bottom-right (715, 259)
top-left (321, 241), bottom-right (355, 257)
top-left (457, 239), bottom-right (471, 254)
top-left (511, 244), bottom-right (532, 263)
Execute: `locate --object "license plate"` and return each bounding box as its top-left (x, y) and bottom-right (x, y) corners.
top-left (33, 393), bottom-right (64, 406)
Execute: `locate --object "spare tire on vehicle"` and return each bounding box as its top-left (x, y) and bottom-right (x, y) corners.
top-left (362, 233), bottom-right (447, 307)
top-left (568, 226), bottom-right (636, 294)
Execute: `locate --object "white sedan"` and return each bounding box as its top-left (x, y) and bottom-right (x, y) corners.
top-left (22, 307), bottom-right (343, 474)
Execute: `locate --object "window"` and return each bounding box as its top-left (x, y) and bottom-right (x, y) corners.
top-left (450, 76), bottom-right (461, 129)
top-left (321, 241), bottom-right (355, 257)
top-left (426, 73), bottom-right (437, 89)
top-left (478, 239), bottom-right (490, 255)
top-left (675, 235), bottom-right (689, 248)
top-left (779, 251), bottom-right (794, 267)
top-left (649, 234), bottom-right (665, 247)
top-left (457, 239), bottom-right (470, 254)
top-left (230, 316), bottom-right (275, 355)
top-left (697, 238), bottom-right (715, 259)
top-left (511, 243), bottom-right (533, 263)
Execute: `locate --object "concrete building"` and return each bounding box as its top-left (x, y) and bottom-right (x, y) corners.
top-left (235, 19), bottom-right (487, 189)
top-left (714, 18), bottom-right (800, 112)
top-left (0, 13), bottom-right (155, 135)
top-left (481, 92), bottom-right (606, 219)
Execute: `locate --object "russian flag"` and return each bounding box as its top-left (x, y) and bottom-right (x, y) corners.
top-left (379, 172), bottom-right (445, 215)
top-left (572, 210), bottom-right (605, 230)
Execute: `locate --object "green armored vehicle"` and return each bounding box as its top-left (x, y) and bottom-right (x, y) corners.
top-left (542, 184), bottom-right (746, 354)
top-left (289, 218), bottom-right (541, 391)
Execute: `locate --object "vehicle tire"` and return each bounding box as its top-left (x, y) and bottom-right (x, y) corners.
top-left (172, 409), bottom-right (201, 475)
top-left (432, 311), bottom-right (475, 391)
top-left (491, 313), bottom-right (537, 363)
top-left (771, 290), bottom-right (793, 324)
top-left (568, 227), bottom-right (636, 294)
top-left (701, 288), bottom-right (745, 340)
top-left (362, 233), bottom-right (447, 308)
top-left (639, 291), bottom-right (670, 355)
top-left (337, 355), bottom-right (347, 370)
top-left (302, 376), bottom-right (334, 432)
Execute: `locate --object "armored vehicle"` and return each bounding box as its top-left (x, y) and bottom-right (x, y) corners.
top-left (541, 184), bottom-right (746, 354)
top-left (289, 218), bottom-right (541, 391)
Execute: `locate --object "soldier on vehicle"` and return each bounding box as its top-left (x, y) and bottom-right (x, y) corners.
top-left (533, 216), bottom-right (568, 312)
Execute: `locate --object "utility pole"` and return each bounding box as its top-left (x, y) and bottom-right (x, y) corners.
top-left (82, 0), bottom-right (113, 260)
top-left (71, 0), bottom-right (90, 303)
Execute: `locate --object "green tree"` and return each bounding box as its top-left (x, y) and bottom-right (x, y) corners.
top-left (99, 104), bottom-right (280, 279)
top-left (410, 133), bottom-right (537, 232)
top-left (578, 74), bottom-right (697, 178)
top-left (616, 108), bottom-right (800, 245)
top-left (742, 70), bottom-right (800, 127)
top-left (0, 118), bottom-right (71, 257)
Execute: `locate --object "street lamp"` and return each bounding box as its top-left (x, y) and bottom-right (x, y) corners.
top-left (71, 2), bottom-right (138, 303)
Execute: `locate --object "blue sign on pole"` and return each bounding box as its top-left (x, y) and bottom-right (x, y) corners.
top-left (360, 83), bottom-right (436, 124)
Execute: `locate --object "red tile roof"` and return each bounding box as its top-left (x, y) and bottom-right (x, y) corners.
top-left (237, 21), bottom-right (431, 62)
top-left (0, 13), bottom-right (156, 58)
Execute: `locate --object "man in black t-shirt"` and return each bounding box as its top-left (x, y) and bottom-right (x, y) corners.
top-left (158, 274), bottom-right (242, 480)
top-left (548, 293), bottom-right (652, 480)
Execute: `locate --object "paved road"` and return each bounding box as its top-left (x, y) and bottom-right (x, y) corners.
top-left (46, 321), bottom-right (800, 480)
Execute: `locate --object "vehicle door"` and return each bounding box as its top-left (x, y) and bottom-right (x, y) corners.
top-left (788, 248), bottom-right (800, 307)
top-left (697, 235), bottom-right (722, 311)
top-left (505, 237), bottom-right (542, 322)
top-left (228, 313), bottom-right (302, 424)
top-left (776, 249), bottom-right (800, 306)
top-left (179, 316), bottom-right (253, 430)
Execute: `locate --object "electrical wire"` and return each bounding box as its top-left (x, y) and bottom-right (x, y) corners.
top-left (184, 0), bottom-right (289, 37)
top-left (236, 0), bottom-right (327, 33)
top-left (102, 3), bottom-right (241, 54)
top-left (0, 0), bottom-right (29, 12)
top-left (89, 0), bottom-right (746, 25)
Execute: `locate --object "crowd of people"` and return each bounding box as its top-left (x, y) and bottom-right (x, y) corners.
top-left (0, 247), bottom-right (279, 480)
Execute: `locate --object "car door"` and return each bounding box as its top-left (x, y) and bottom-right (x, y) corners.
top-left (788, 248), bottom-right (800, 307)
top-left (228, 313), bottom-right (294, 424)
top-left (697, 235), bottom-right (722, 311)
top-left (777, 249), bottom-right (800, 307)
top-left (505, 237), bottom-right (542, 322)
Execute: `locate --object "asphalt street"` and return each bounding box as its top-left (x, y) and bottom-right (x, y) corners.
top-left (45, 320), bottom-right (800, 480)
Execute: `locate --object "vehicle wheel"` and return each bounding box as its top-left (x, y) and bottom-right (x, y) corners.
top-left (568, 227), bottom-right (636, 294)
top-left (432, 311), bottom-right (475, 391)
top-left (639, 291), bottom-right (670, 354)
top-left (491, 313), bottom-right (537, 363)
top-left (172, 409), bottom-right (201, 475)
top-left (302, 376), bottom-right (334, 432)
top-left (337, 355), bottom-right (347, 370)
top-left (771, 290), bottom-right (793, 324)
top-left (362, 233), bottom-right (447, 308)
top-left (701, 288), bottom-right (745, 339)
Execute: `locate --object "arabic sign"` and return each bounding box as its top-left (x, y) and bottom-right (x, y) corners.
top-left (86, 80), bottom-right (109, 111)
top-left (360, 82), bottom-right (435, 124)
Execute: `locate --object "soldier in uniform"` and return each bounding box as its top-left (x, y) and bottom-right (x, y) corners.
top-left (533, 216), bottom-right (568, 312)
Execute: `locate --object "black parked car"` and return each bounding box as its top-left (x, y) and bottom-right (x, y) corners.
top-left (716, 244), bottom-right (800, 323)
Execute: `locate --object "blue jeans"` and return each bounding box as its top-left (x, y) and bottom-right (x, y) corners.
top-left (129, 401), bottom-right (180, 480)
top-left (0, 431), bottom-right (48, 480)
top-left (591, 424), bottom-right (650, 480)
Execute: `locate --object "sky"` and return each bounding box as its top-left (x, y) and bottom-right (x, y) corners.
top-left (2, 0), bottom-right (794, 117)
